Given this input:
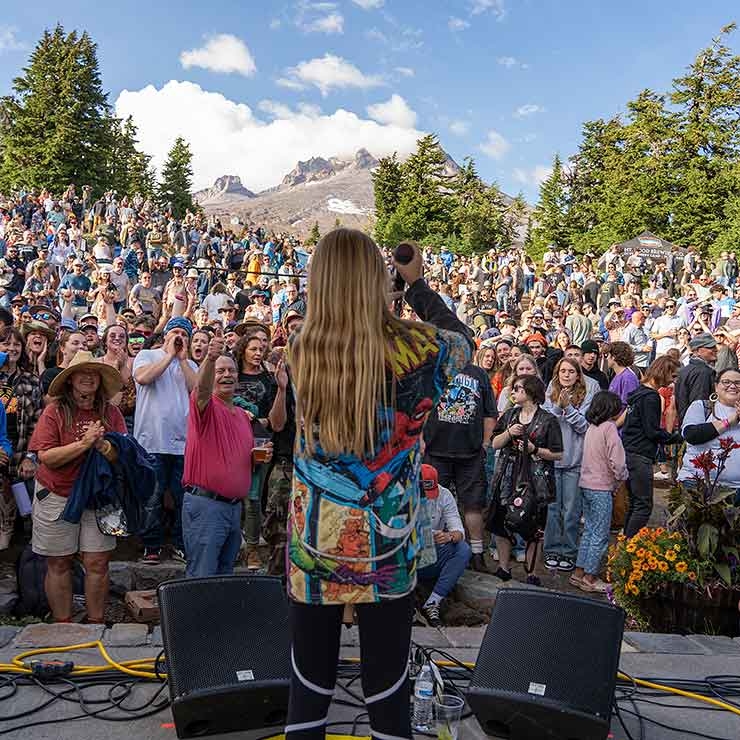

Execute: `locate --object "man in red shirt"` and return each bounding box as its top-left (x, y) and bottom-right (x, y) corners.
top-left (182, 335), bottom-right (271, 577)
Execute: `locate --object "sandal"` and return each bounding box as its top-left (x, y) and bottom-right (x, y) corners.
top-left (568, 574), bottom-right (584, 588)
top-left (578, 578), bottom-right (609, 593)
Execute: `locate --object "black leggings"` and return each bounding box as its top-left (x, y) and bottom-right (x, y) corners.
top-left (286, 594), bottom-right (414, 740)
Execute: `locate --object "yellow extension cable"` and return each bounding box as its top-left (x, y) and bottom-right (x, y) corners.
top-left (1, 643), bottom-right (740, 720)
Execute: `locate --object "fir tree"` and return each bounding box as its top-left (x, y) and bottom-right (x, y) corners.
top-left (158, 137), bottom-right (194, 218)
top-left (305, 221), bottom-right (321, 246)
top-left (371, 152), bottom-right (403, 246)
top-left (530, 154), bottom-right (569, 259)
top-left (0, 25), bottom-right (112, 192)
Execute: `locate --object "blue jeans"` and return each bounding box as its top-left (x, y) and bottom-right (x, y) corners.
top-left (418, 540), bottom-right (472, 599)
top-left (182, 493), bottom-right (242, 577)
top-left (544, 467), bottom-right (582, 560)
top-left (575, 489), bottom-right (612, 575)
top-left (141, 453), bottom-right (185, 551)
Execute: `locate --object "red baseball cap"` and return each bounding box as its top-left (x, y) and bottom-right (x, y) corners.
top-left (421, 464), bottom-right (439, 499)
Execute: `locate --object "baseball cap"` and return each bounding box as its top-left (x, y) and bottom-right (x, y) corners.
top-left (581, 340), bottom-right (600, 355)
top-left (420, 464), bottom-right (439, 499)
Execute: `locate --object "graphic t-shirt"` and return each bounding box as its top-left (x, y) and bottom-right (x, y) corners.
top-left (0, 380), bottom-right (19, 443)
top-left (423, 363), bottom-right (497, 457)
top-left (236, 369), bottom-right (277, 437)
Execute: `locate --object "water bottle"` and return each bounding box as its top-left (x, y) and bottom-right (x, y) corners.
top-left (417, 498), bottom-right (438, 569)
top-left (412, 663), bottom-right (435, 731)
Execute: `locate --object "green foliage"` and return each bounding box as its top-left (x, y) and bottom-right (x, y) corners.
top-left (559, 24), bottom-right (740, 256)
top-left (305, 220), bottom-right (321, 246)
top-left (158, 136), bottom-right (194, 218)
top-left (372, 136), bottom-right (521, 253)
top-left (0, 25), bottom-right (155, 198)
top-left (529, 154), bottom-right (568, 257)
top-left (0, 25), bottom-right (112, 192)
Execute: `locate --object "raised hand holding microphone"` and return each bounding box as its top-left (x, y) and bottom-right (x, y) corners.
top-left (391, 241), bottom-right (423, 313)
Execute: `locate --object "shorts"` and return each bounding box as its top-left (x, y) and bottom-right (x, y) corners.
top-left (32, 488), bottom-right (116, 557)
top-left (424, 451), bottom-right (487, 511)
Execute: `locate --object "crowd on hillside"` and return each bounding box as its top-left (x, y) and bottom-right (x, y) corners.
top-left (0, 183), bottom-right (738, 627)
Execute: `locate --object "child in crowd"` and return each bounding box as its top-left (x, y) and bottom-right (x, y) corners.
top-left (570, 391), bottom-right (628, 593)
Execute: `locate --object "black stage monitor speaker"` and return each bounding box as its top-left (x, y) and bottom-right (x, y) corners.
top-left (158, 575), bottom-right (290, 738)
top-left (466, 588), bottom-right (624, 740)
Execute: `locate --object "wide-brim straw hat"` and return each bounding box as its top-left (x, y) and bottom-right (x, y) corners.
top-left (48, 351), bottom-right (123, 399)
top-left (20, 320), bottom-right (56, 342)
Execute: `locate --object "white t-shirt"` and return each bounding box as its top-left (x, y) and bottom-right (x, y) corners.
top-left (678, 400), bottom-right (740, 488)
top-left (651, 314), bottom-right (686, 356)
top-left (133, 349), bottom-right (197, 455)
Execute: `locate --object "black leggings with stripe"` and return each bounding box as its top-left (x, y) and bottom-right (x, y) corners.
top-left (286, 594), bottom-right (414, 740)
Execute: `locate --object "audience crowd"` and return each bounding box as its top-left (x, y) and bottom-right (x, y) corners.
top-left (0, 184), bottom-right (736, 626)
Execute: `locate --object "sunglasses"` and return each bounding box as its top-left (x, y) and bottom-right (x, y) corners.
top-left (33, 312), bottom-right (54, 321)
top-left (128, 337), bottom-right (145, 346)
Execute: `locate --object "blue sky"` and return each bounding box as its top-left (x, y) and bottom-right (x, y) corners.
top-left (0, 0), bottom-right (737, 200)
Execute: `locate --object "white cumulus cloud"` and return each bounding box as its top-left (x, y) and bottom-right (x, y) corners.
top-left (448, 17), bottom-right (470, 31)
top-left (180, 34), bottom-right (256, 77)
top-left (515, 103), bottom-right (545, 117)
top-left (304, 12), bottom-right (344, 33)
top-left (366, 94), bottom-right (417, 128)
top-left (512, 165), bottom-right (552, 186)
top-left (470, 0), bottom-right (506, 19)
top-left (277, 53), bottom-right (383, 96)
top-left (352, 0), bottom-right (384, 8)
top-left (0, 26), bottom-right (24, 53)
top-left (479, 129), bottom-right (510, 159)
top-left (115, 80), bottom-right (423, 192)
top-left (395, 66), bottom-right (415, 77)
top-left (449, 120), bottom-right (470, 136)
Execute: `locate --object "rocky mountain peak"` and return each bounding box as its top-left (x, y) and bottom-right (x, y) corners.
top-left (194, 175), bottom-right (255, 202)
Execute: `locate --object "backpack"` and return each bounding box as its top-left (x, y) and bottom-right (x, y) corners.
top-left (15, 545), bottom-right (85, 618)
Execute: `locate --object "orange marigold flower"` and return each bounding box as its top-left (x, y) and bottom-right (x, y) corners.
top-left (658, 561), bottom-right (668, 573)
top-left (688, 571), bottom-right (697, 581)
top-left (626, 543), bottom-right (637, 553)
top-left (665, 550), bottom-right (676, 561)
top-left (676, 562), bottom-right (688, 573)
top-left (655, 527), bottom-right (664, 535)
top-left (637, 548), bottom-right (648, 558)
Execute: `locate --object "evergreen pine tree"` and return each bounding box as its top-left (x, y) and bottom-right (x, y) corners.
top-left (371, 152), bottom-right (403, 246)
top-left (0, 25), bottom-right (112, 192)
top-left (530, 154), bottom-right (569, 259)
top-left (305, 221), bottom-right (321, 246)
top-left (158, 136), bottom-right (194, 218)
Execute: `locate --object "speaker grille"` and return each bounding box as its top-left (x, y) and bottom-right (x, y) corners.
top-left (470, 588), bottom-right (623, 718)
top-left (159, 575), bottom-right (290, 699)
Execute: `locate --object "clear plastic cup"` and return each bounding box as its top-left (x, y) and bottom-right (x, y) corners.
top-left (434, 694), bottom-right (465, 740)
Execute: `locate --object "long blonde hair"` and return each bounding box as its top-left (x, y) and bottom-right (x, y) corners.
top-left (289, 228), bottom-right (413, 457)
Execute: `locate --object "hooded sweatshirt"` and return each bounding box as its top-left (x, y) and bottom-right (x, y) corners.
top-left (621, 384), bottom-right (676, 459)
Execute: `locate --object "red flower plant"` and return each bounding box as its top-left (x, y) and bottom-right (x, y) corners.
top-left (718, 437), bottom-right (740, 454)
top-left (691, 451), bottom-right (718, 475)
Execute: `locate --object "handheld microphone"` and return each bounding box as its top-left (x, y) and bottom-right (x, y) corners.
top-left (392, 242), bottom-right (415, 315)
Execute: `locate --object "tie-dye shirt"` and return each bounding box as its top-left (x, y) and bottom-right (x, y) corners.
top-left (287, 281), bottom-right (471, 605)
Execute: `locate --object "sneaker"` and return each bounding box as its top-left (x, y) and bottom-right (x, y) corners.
top-left (526, 575), bottom-right (542, 587)
top-left (469, 553), bottom-right (489, 573)
top-left (139, 548), bottom-right (160, 564)
top-left (493, 567), bottom-right (512, 582)
top-left (420, 603), bottom-right (442, 628)
top-left (544, 555), bottom-right (559, 570)
top-left (557, 558), bottom-right (575, 572)
top-left (654, 471), bottom-right (670, 481)
top-left (170, 548), bottom-right (186, 564)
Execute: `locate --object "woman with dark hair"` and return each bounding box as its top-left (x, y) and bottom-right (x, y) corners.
top-left (607, 340), bottom-right (639, 412)
top-left (28, 352), bottom-right (125, 622)
top-left (495, 265), bottom-right (513, 311)
top-left (488, 374), bottom-right (563, 584)
top-left (678, 367), bottom-right (740, 497)
top-left (234, 328), bottom-right (277, 570)
top-left (284, 232), bottom-right (471, 740)
top-left (621, 355), bottom-right (682, 537)
top-left (189, 329), bottom-right (211, 366)
top-left (571, 391), bottom-right (627, 592)
top-left (0, 327), bottom-right (43, 484)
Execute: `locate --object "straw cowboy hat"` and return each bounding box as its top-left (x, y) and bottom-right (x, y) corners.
top-left (20, 320), bottom-right (56, 342)
top-left (48, 351), bottom-right (123, 399)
